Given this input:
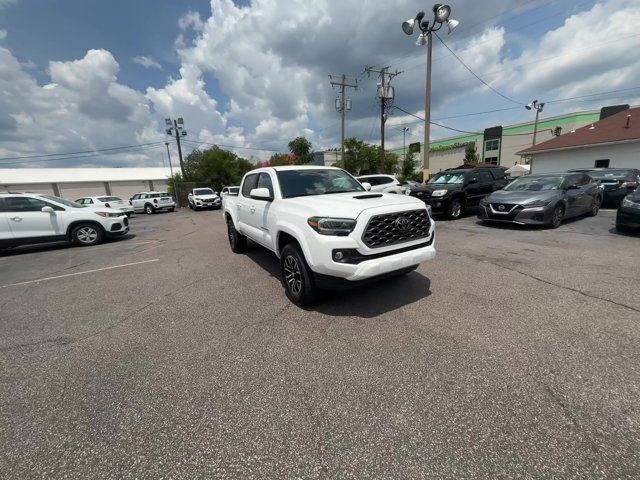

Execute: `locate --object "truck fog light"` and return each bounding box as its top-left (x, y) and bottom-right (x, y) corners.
top-left (334, 251), bottom-right (344, 261)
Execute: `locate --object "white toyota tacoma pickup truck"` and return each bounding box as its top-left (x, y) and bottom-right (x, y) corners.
top-left (224, 166), bottom-right (436, 305)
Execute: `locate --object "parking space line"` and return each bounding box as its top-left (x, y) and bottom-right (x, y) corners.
top-left (0, 259), bottom-right (160, 289)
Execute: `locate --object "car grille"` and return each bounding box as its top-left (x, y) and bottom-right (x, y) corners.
top-left (362, 209), bottom-right (431, 248)
top-left (490, 203), bottom-right (517, 212)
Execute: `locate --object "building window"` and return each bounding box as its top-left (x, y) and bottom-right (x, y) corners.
top-left (594, 159), bottom-right (610, 168)
top-left (484, 157), bottom-right (498, 165)
top-left (485, 139), bottom-right (500, 151)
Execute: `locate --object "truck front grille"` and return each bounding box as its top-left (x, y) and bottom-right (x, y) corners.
top-left (362, 209), bottom-right (431, 248)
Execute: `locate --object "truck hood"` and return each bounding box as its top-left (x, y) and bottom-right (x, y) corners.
top-left (282, 192), bottom-right (424, 219)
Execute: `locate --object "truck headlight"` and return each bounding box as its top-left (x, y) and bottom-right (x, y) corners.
top-left (307, 217), bottom-right (356, 236)
top-left (431, 190), bottom-right (448, 197)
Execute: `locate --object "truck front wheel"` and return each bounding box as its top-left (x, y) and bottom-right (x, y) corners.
top-left (280, 243), bottom-right (318, 306)
top-left (227, 217), bottom-right (247, 253)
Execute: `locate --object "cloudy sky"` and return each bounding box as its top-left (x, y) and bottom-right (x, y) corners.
top-left (0, 0), bottom-right (639, 167)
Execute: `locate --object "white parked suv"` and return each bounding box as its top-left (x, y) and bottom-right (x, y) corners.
top-left (188, 188), bottom-right (221, 210)
top-left (75, 196), bottom-right (135, 216)
top-left (130, 192), bottom-right (175, 214)
top-left (0, 193), bottom-right (129, 249)
top-left (224, 166), bottom-right (435, 305)
top-left (356, 174), bottom-right (409, 194)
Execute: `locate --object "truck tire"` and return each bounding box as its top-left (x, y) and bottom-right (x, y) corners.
top-left (447, 197), bottom-right (463, 220)
top-left (227, 217), bottom-right (247, 253)
top-left (280, 243), bottom-right (318, 306)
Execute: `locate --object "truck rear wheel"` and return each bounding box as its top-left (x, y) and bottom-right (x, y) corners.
top-left (280, 243), bottom-right (318, 306)
top-left (227, 217), bottom-right (247, 253)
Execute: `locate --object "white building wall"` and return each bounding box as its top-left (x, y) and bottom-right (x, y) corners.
top-left (530, 142), bottom-right (640, 174)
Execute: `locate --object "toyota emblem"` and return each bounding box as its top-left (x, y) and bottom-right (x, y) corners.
top-left (395, 216), bottom-right (411, 231)
top-left (498, 205), bottom-right (506, 211)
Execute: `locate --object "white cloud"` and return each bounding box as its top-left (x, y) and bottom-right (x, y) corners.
top-left (132, 55), bottom-right (162, 70)
top-left (0, 29), bottom-right (7, 40)
top-left (0, 0), bottom-right (16, 9)
top-left (0, 47), bottom-right (160, 166)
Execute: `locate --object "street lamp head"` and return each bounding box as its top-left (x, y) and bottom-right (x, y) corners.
top-left (402, 18), bottom-right (415, 35)
top-left (416, 32), bottom-right (427, 46)
top-left (434, 4), bottom-right (451, 23)
top-left (446, 18), bottom-right (459, 34)
top-left (164, 118), bottom-right (172, 126)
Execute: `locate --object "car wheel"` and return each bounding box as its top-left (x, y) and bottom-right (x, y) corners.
top-left (280, 243), bottom-right (317, 306)
top-left (145, 204), bottom-right (155, 215)
top-left (589, 197), bottom-right (600, 217)
top-left (447, 198), bottom-right (463, 220)
top-left (188, 202), bottom-right (193, 210)
top-left (72, 223), bottom-right (103, 246)
top-left (550, 204), bottom-right (565, 228)
top-left (227, 217), bottom-right (247, 253)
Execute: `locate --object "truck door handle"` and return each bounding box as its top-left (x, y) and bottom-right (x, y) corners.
top-left (250, 206), bottom-right (256, 213)
top-left (10, 217), bottom-right (22, 222)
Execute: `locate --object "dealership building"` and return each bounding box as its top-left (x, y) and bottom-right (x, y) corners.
top-left (389, 108), bottom-right (605, 173)
top-left (0, 167), bottom-right (174, 200)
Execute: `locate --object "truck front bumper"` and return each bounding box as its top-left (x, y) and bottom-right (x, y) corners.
top-left (306, 234), bottom-right (435, 283)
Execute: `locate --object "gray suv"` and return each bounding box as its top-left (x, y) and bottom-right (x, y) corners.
top-left (478, 173), bottom-right (601, 228)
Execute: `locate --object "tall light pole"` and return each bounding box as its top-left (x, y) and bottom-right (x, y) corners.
top-left (402, 127), bottom-right (409, 162)
top-left (402, 4), bottom-right (459, 181)
top-left (525, 100), bottom-right (545, 146)
top-left (329, 74), bottom-right (357, 164)
top-left (165, 142), bottom-right (179, 207)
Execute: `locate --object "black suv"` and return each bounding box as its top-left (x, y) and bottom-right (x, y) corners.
top-left (409, 167), bottom-right (508, 219)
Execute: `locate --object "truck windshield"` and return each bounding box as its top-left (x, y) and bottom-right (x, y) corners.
top-left (276, 169), bottom-right (365, 198)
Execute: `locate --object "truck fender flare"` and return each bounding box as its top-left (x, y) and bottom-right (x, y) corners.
top-left (275, 224), bottom-right (313, 263)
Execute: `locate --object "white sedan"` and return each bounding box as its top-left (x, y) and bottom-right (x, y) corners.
top-left (75, 196), bottom-right (135, 216)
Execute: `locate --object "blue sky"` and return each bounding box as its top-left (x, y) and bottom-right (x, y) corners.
top-left (0, 0), bottom-right (639, 167)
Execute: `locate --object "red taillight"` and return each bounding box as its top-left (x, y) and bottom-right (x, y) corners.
top-left (129, 200), bottom-right (132, 205)
top-left (153, 199), bottom-right (158, 204)
top-left (105, 203), bottom-right (111, 208)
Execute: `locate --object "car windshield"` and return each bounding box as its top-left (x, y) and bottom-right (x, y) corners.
top-left (504, 176), bottom-right (564, 191)
top-left (585, 171), bottom-right (632, 181)
top-left (97, 196), bottom-right (122, 202)
top-left (276, 169), bottom-right (364, 198)
top-left (39, 195), bottom-right (83, 208)
top-left (428, 172), bottom-right (466, 185)
top-left (194, 188), bottom-right (214, 195)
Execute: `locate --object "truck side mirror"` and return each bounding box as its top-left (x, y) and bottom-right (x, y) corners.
top-left (361, 182), bottom-right (372, 191)
top-left (250, 188), bottom-right (273, 201)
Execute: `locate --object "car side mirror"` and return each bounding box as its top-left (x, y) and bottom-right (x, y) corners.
top-left (250, 187), bottom-right (273, 201)
top-left (41, 206), bottom-right (54, 214)
top-left (188, 193), bottom-right (193, 196)
top-left (468, 178), bottom-right (478, 184)
top-left (361, 182), bottom-right (372, 191)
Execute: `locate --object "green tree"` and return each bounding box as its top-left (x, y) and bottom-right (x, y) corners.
top-left (267, 153), bottom-right (293, 166)
top-left (288, 136), bottom-right (314, 165)
top-left (400, 152), bottom-right (419, 181)
top-left (464, 143), bottom-right (480, 163)
top-left (177, 146), bottom-right (253, 192)
top-left (383, 151), bottom-right (399, 176)
top-left (338, 138), bottom-right (379, 175)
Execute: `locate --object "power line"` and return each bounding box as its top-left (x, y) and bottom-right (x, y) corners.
top-left (0, 144), bottom-right (166, 166)
top-left (0, 141), bottom-right (165, 162)
top-left (434, 32), bottom-right (525, 105)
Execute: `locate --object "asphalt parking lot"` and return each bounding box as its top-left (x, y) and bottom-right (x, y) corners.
top-left (1, 207), bottom-right (639, 478)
